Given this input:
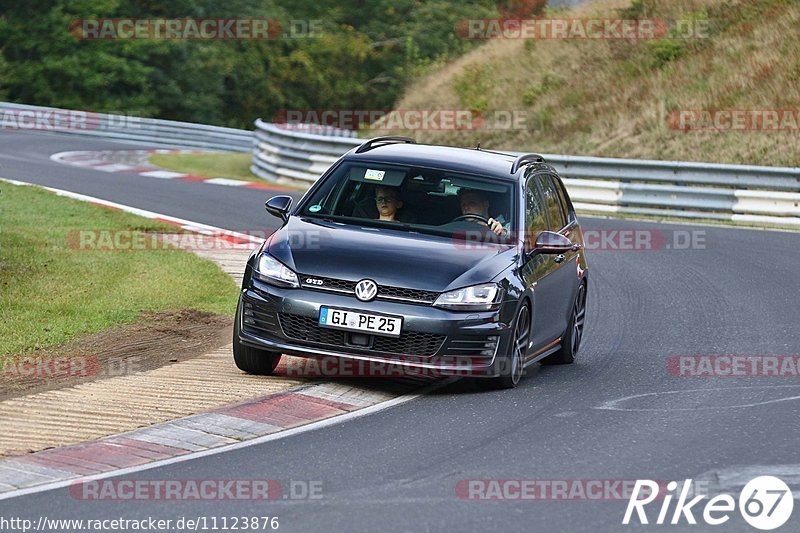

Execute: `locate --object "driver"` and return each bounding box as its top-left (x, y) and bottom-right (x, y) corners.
top-left (457, 189), bottom-right (509, 237)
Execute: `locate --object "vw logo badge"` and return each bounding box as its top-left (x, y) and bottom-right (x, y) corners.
top-left (354, 279), bottom-right (378, 302)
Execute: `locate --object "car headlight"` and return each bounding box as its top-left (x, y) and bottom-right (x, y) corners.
top-left (254, 253), bottom-right (299, 288)
top-left (433, 283), bottom-right (502, 311)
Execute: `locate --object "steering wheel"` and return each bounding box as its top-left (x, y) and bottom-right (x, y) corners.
top-left (451, 213), bottom-right (491, 224)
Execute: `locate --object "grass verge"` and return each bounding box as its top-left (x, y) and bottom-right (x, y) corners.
top-left (149, 151), bottom-right (311, 191)
top-left (391, 0), bottom-right (800, 167)
top-left (0, 182), bottom-right (238, 358)
top-left (149, 152), bottom-right (258, 182)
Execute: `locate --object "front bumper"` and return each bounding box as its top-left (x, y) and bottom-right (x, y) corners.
top-left (236, 279), bottom-right (516, 377)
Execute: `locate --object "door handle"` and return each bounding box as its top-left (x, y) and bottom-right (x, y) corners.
top-left (554, 254), bottom-right (566, 264)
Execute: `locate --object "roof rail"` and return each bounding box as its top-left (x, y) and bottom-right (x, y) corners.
top-left (355, 136), bottom-right (416, 154)
top-left (510, 153), bottom-right (546, 174)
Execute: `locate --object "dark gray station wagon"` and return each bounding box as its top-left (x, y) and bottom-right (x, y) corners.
top-left (234, 137), bottom-right (588, 388)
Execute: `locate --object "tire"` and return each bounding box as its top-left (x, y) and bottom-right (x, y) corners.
top-left (487, 303), bottom-right (530, 389)
top-left (233, 301), bottom-right (282, 375)
top-left (544, 281), bottom-right (586, 365)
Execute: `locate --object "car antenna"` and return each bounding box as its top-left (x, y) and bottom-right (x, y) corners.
top-left (475, 142), bottom-right (481, 150)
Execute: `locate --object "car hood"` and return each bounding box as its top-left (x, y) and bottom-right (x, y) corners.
top-left (267, 217), bottom-right (517, 292)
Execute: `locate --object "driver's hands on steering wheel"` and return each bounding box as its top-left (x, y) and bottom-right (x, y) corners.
top-left (487, 218), bottom-right (508, 237)
top-left (451, 213), bottom-right (508, 237)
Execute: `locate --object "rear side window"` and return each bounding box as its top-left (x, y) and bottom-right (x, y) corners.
top-left (536, 174), bottom-right (567, 230)
top-left (525, 177), bottom-right (548, 238)
top-left (552, 176), bottom-right (573, 224)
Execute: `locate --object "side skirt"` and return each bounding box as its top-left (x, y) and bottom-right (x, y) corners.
top-left (523, 338), bottom-right (562, 368)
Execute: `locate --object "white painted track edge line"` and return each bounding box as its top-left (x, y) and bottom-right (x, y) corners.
top-left (579, 214), bottom-right (799, 234)
top-left (0, 176), bottom-right (263, 244)
top-left (0, 378), bottom-right (455, 501)
top-left (49, 150), bottom-right (98, 164)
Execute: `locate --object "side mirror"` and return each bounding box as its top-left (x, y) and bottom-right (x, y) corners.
top-left (265, 195), bottom-right (293, 223)
top-left (532, 231), bottom-right (581, 254)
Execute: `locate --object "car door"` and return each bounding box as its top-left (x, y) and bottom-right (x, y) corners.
top-left (553, 173), bottom-right (584, 269)
top-left (537, 173), bottom-right (579, 338)
top-left (520, 171), bottom-right (562, 349)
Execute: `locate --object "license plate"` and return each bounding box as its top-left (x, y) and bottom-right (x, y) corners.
top-left (319, 307), bottom-right (402, 338)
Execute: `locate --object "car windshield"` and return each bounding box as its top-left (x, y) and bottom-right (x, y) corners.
top-left (298, 162), bottom-right (517, 243)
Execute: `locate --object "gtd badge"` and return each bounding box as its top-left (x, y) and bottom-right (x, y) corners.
top-left (355, 279), bottom-right (378, 302)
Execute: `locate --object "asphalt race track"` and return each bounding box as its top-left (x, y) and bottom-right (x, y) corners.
top-left (1, 129), bottom-right (799, 532)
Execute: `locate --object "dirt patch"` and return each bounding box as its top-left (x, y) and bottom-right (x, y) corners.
top-left (0, 310), bottom-right (232, 401)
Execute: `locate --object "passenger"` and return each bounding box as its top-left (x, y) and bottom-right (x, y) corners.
top-left (458, 189), bottom-right (509, 237)
top-left (375, 186), bottom-right (404, 222)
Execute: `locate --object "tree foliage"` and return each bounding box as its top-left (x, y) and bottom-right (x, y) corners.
top-left (0, 0), bottom-right (503, 128)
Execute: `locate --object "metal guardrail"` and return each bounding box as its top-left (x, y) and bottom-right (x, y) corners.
top-left (252, 119), bottom-right (800, 227)
top-left (0, 102), bottom-right (253, 151)
top-left (251, 120), bottom-right (361, 182)
top-left (3, 101), bottom-right (796, 227)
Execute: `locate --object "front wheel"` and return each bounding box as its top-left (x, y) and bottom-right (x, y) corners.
top-left (544, 282), bottom-right (586, 365)
top-left (233, 301), bottom-right (282, 375)
top-left (487, 304), bottom-right (530, 389)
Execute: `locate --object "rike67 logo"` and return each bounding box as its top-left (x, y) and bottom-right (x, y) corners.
top-left (624, 476), bottom-right (794, 530)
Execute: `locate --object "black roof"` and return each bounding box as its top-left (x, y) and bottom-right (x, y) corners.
top-left (342, 143), bottom-right (526, 180)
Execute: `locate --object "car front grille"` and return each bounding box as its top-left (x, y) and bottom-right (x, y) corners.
top-left (277, 312), bottom-right (346, 345)
top-left (378, 285), bottom-right (439, 304)
top-left (278, 313), bottom-right (446, 357)
top-left (298, 274), bottom-right (438, 305)
top-left (300, 276), bottom-right (355, 294)
top-left (372, 331), bottom-right (446, 358)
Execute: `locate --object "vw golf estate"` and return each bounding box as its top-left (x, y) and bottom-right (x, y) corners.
top-left (233, 137), bottom-right (588, 388)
